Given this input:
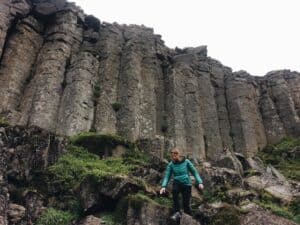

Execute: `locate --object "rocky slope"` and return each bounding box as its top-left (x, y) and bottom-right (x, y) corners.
top-left (1, 0), bottom-right (300, 162)
top-left (0, 124), bottom-right (299, 225)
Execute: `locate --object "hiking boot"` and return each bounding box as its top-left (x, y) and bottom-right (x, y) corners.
top-left (171, 211), bottom-right (181, 221)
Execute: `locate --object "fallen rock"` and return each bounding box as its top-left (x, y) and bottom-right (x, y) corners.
top-left (244, 175), bottom-right (298, 204)
top-left (78, 174), bottom-right (143, 210)
top-left (77, 215), bottom-right (102, 225)
top-left (197, 202), bottom-right (241, 225)
top-left (7, 204), bottom-right (26, 224)
top-left (241, 208), bottom-right (298, 225)
top-left (201, 166), bottom-right (243, 189)
top-left (225, 188), bottom-right (257, 205)
top-left (127, 198), bottom-right (170, 225)
top-left (180, 213), bottom-right (201, 225)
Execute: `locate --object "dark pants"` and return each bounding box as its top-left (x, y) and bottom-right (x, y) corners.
top-left (172, 182), bottom-right (192, 214)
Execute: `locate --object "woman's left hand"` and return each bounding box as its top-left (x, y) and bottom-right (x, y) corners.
top-left (198, 184), bottom-right (204, 190)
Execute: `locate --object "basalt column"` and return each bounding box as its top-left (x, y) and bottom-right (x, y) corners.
top-left (0, 16), bottom-right (43, 119)
top-left (195, 64), bottom-right (223, 160)
top-left (209, 59), bottom-right (233, 151)
top-left (55, 16), bottom-right (100, 136)
top-left (94, 23), bottom-right (124, 134)
top-left (226, 72), bottom-right (267, 157)
top-left (166, 52), bottom-right (206, 161)
top-left (116, 26), bottom-right (160, 141)
top-left (0, 0), bottom-right (31, 58)
top-left (18, 10), bottom-right (83, 130)
top-left (284, 71), bottom-right (300, 119)
top-left (266, 72), bottom-right (300, 136)
top-left (258, 79), bottom-right (286, 144)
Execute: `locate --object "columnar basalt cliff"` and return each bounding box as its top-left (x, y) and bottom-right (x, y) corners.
top-left (1, 0), bottom-right (300, 162)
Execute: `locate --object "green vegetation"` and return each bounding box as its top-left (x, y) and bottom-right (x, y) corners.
top-left (47, 145), bottom-right (134, 191)
top-left (93, 84), bottom-right (101, 98)
top-left (101, 213), bottom-right (119, 225)
top-left (0, 116), bottom-right (8, 126)
top-left (203, 187), bottom-right (228, 203)
top-left (258, 137), bottom-right (300, 181)
top-left (36, 208), bottom-right (76, 225)
top-left (111, 102), bottom-right (122, 112)
top-left (153, 196), bottom-right (173, 208)
top-left (255, 191), bottom-right (300, 224)
top-left (211, 206), bottom-right (241, 225)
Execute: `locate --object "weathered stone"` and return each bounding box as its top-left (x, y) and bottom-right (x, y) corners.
top-left (127, 199), bottom-right (170, 225)
top-left (7, 204), bottom-right (26, 224)
top-left (0, 16), bottom-right (44, 120)
top-left (200, 166), bottom-right (243, 188)
top-left (56, 50), bottom-right (99, 136)
top-left (225, 188), bottom-right (257, 205)
top-left (19, 10), bottom-right (83, 131)
top-left (213, 148), bottom-right (244, 175)
top-left (266, 71), bottom-right (300, 136)
top-left (180, 213), bottom-right (201, 225)
top-left (241, 208), bottom-right (298, 225)
top-left (77, 215), bottom-right (102, 225)
top-left (78, 175), bottom-right (143, 210)
top-left (225, 71), bottom-right (267, 157)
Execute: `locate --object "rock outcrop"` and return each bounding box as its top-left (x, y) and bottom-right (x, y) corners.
top-left (1, 0), bottom-right (300, 161)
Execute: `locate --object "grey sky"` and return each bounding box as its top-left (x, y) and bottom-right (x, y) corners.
top-left (72, 0), bottom-right (300, 76)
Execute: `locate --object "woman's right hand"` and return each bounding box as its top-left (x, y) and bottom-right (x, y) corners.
top-left (160, 187), bottom-right (166, 195)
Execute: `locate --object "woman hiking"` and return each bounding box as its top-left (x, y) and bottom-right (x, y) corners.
top-left (159, 148), bottom-right (204, 220)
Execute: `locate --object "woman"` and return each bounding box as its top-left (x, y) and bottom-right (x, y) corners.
top-left (160, 148), bottom-right (204, 218)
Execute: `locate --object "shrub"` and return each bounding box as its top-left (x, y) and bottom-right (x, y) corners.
top-left (93, 84), bottom-right (101, 98)
top-left (36, 208), bottom-right (75, 225)
top-left (111, 102), bottom-right (122, 112)
top-left (47, 145), bottom-right (134, 191)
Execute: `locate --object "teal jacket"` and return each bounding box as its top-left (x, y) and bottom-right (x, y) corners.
top-left (161, 158), bottom-right (203, 187)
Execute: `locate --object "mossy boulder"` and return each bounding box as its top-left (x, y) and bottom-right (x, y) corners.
top-left (258, 137), bottom-right (300, 181)
top-left (126, 193), bottom-right (170, 225)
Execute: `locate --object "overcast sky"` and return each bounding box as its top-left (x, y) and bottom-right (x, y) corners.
top-left (72, 0), bottom-right (300, 76)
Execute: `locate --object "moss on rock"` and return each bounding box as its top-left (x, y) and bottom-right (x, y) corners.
top-left (46, 145), bottom-right (134, 192)
top-left (36, 208), bottom-right (76, 225)
top-left (258, 137), bottom-right (300, 181)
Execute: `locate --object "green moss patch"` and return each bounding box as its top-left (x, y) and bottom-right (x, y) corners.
top-left (0, 116), bottom-right (8, 126)
top-left (255, 191), bottom-right (300, 224)
top-left (36, 208), bottom-right (76, 225)
top-left (47, 145), bottom-right (134, 192)
top-left (258, 137), bottom-right (300, 181)
top-left (211, 205), bottom-right (241, 225)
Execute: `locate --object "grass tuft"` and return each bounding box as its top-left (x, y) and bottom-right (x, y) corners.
top-left (36, 208), bottom-right (75, 225)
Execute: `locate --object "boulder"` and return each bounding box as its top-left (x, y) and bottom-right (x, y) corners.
top-left (201, 166), bottom-right (243, 189)
top-left (241, 208), bottom-right (298, 225)
top-left (78, 175), bottom-right (143, 211)
top-left (225, 188), bottom-right (257, 205)
top-left (7, 204), bottom-right (26, 224)
top-left (77, 215), bottom-right (102, 225)
top-left (180, 213), bottom-right (202, 225)
top-left (213, 148), bottom-right (244, 175)
top-left (197, 202), bottom-right (241, 225)
top-left (127, 199), bottom-right (170, 225)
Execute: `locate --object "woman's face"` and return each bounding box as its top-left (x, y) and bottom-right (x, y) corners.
top-left (171, 149), bottom-right (180, 161)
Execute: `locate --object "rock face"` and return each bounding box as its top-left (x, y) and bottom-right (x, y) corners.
top-left (0, 125), bottom-right (67, 225)
top-left (1, 0), bottom-right (300, 162)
